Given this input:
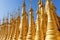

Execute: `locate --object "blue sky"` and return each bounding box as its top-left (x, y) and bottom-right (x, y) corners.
top-left (0, 0), bottom-right (60, 21)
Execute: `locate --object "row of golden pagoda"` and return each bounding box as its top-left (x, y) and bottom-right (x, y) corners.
top-left (0, 0), bottom-right (60, 40)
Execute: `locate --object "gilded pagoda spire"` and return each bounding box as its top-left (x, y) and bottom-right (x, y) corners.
top-left (17, 6), bottom-right (20, 25)
top-left (0, 20), bottom-right (1, 37)
top-left (13, 7), bottom-right (21, 40)
top-left (0, 0), bottom-right (60, 40)
top-left (0, 20), bottom-right (1, 40)
top-left (12, 14), bottom-right (17, 40)
top-left (5, 12), bottom-right (11, 40)
top-left (19, 0), bottom-right (28, 40)
top-left (35, 0), bottom-right (44, 40)
top-left (4, 14), bottom-right (9, 40)
top-left (26, 0), bottom-right (36, 40)
top-left (10, 12), bottom-right (16, 40)
top-left (22, 0), bottom-right (26, 13)
top-left (45, 0), bottom-right (57, 40)
top-left (38, 0), bottom-right (43, 9)
top-left (1, 17), bottom-right (6, 40)
top-left (39, 0), bottom-right (46, 39)
top-left (35, 10), bottom-right (41, 40)
top-left (8, 13), bottom-right (13, 40)
top-left (50, 1), bottom-right (60, 40)
top-left (50, 1), bottom-right (59, 27)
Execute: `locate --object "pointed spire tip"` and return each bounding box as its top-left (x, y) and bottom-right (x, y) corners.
top-left (23, 0), bottom-right (26, 7)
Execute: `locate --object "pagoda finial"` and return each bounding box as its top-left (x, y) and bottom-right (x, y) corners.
top-left (3, 14), bottom-right (6, 23)
top-left (3, 16), bottom-right (5, 24)
top-left (18, 6), bottom-right (20, 16)
top-left (22, 0), bottom-right (26, 14)
top-left (50, 0), bottom-right (56, 11)
top-left (7, 11), bottom-right (9, 17)
top-left (38, 0), bottom-right (43, 4)
top-left (6, 12), bottom-right (9, 20)
top-left (10, 12), bottom-right (13, 20)
top-left (40, 0), bottom-right (42, 3)
top-left (18, 6), bottom-right (20, 11)
top-left (30, 0), bottom-right (33, 12)
top-left (5, 13), bottom-right (9, 23)
top-left (23, 0), bottom-right (26, 7)
top-left (38, 0), bottom-right (44, 8)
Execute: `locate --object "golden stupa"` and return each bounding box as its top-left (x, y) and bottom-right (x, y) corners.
top-left (0, 0), bottom-right (60, 40)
